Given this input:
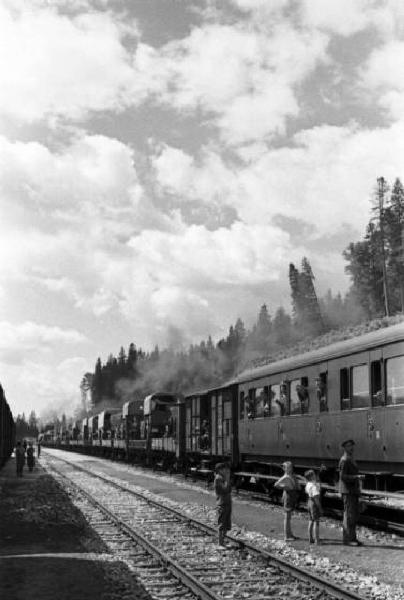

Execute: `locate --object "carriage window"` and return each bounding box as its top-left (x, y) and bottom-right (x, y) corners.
top-left (255, 387), bottom-right (269, 417)
top-left (386, 356), bottom-right (404, 405)
top-left (247, 389), bottom-right (256, 419)
top-left (340, 368), bottom-right (350, 410)
top-left (239, 390), bottom-right (245, 419)
top-left (290, 378), bottom-right (309, 414)
top-left (371, 361), bottom-right (383, 406)
top-left (317, 372), bottom-right (328, 412)
top-left (269, 384), bottom-right (285, 416)
top-left (351, 365), bottom-right (369, 408)
top-left (290, 380), bottom-right (301, 414)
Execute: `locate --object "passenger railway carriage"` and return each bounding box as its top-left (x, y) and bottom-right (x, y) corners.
top-left (235, 322), bottom-right (404, 488)
top-left (48, 323), bottom-right (404, 490)
top-left (182, 322), bottom-right (404, 489)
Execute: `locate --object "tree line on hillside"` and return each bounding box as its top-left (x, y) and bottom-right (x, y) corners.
top-left (344, 177), bottom-right (404, 318)
top-left (15, 411), bottom-right (39, 439)
top-left (82, 176), bottom-right (404, 414)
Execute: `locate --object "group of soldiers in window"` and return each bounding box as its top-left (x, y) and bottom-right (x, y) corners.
top-left (246, 378), bottom-right (328, 419)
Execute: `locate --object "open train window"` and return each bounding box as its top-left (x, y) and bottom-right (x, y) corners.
top-left (340, 368), bottom-right (350, 410)
top-left (351, 364), bottom-right (369, 408)
top-left (255, 386), bottom-right (269, 417)
top-left (269, 383), bottom-right (285, 416)
top-left (239, 391), bottom-right (245, 419)
top-left (290, 378), bottom-right (309, 414)
top-left (371, 360), bottom-right (384, 406)
top-left (316, 372), bottom-right (328, 412)
top-left (386, 356), bottom-right (404, 405)
top-left (247, 388), bottom-right (256, 419)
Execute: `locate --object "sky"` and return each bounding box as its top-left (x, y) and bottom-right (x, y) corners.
top-left (2, 0), bottom-right (404, 418)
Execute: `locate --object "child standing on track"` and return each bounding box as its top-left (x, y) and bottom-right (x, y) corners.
top-left (304, 469), bottom-right (322, 545)
top-left (274, 461), bottom-right (300, 541)
top-left (214, 462), bottom-right (232, 547)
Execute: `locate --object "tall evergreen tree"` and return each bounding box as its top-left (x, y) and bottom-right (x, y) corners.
top-left (92, 357), bottom-right (103, 405)
top-left (250, 304), bottom-right (272, 354)
top-left (386, 178), bottom-right (404, 311)
top-left (289, 259), bottom-right (324, 336)
top-left (272, 306), bottom-right (293, 347)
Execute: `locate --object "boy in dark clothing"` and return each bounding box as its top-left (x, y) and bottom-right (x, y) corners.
top-left (214, 462), bottom-right (232, 547)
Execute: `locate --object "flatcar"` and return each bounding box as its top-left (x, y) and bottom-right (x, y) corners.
top-left (0, 383), bottom-right (15, 468)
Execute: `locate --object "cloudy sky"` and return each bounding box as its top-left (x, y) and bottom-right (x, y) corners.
top-left (2, 0), bottom-right (404, 417)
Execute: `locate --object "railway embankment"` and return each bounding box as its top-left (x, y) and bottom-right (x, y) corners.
top-left (0, 456), bottom-right (153, 600)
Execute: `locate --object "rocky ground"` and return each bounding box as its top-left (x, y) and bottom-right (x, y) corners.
top-left (0, 464), bottom-right (153, 600)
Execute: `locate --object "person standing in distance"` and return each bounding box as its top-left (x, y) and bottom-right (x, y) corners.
top-left (214, 462), bottom-right (232, 547)
top-left (339, 439), bottom-right (364, 546)
top-left (15, 441), bottom-right (25, 477)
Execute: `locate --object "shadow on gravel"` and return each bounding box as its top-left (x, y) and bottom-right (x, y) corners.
top-left (0, 471), bottom-right (155, 600)
top-left (0, 556), bottom-right (155, 600)
top-left (0, 473), bottom-right (108, 554)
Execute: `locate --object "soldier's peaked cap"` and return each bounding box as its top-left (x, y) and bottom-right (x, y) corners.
top-left (341, 439), bottom-right (355, 448)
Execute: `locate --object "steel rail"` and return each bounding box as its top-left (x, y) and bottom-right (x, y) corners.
top-left (44, 451), bottom-right (368, 600)
top-left (46, 460), bottom-right (222, 600)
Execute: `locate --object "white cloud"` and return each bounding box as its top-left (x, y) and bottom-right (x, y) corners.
top-left (300, 0), bottom-right (404, 39)
top-left (0, 321), bottom-right (86, 365)
top-left (1, 356), bottom-right (88, 417)
top-left (0, 4), bottom-right (136, 124)
top-left (361, 41), bottom-right (404, 119)
top-left (133, 23), bottom-right (328, 144)
top-left (152, 120), bottom-right (404, 239)
top-left (300, 0), bottom-right (375, 36)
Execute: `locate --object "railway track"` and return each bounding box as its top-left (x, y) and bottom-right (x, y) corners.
top-left (42, 451), bottom-right (369, 600)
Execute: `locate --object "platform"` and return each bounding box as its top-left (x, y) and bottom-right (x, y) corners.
top-left (0, 455), bottom-right (150, 600)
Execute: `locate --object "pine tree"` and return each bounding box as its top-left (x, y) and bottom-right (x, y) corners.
top-left (371, 177), bottom-right (390, 315)
top-left (92, 358), bottom-right (103, 405)
top-left (386, 178), bottom-right (404, 311)
top-left (300, 257), bottom-right (325, 335)
top-left (250, 304), bottom-right (272, 354)
top-left (272, 306), bottom-right (293, 347)
top-left (289, 259), bottom-right (324, 336)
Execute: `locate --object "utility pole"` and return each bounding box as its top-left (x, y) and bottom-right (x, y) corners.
top-left (377, 177), bottom-right (390, 317)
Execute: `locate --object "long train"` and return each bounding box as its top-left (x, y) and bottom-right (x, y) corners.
top-left (0, 384), bottom-right (15, 469)
top-left (47, 322), bottom-right (404, 491)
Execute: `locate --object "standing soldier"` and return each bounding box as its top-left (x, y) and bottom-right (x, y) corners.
top-left (15, 441), bottom-right (25, 477)
top-left (214, 462), bottom-right (232, 547)
top-left (339, 439), bottom-right (364, 546)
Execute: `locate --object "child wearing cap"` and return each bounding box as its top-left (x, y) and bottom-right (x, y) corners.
top-left (274, 461), bottom-right (300, 541)
top-left (304, 469), bottom-right (322, 544)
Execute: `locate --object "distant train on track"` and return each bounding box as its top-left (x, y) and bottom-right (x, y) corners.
top-left (0, 384), bottom-right (15, 468)
top-left (46, 323), bottom-right (404, 491)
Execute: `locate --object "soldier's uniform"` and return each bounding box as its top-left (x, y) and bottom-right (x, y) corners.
top-left (338, 440), bottom-right (362, 545)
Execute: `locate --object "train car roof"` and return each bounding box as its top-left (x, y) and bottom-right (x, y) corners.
top-left (144, 392), bottom-right (179, 404)
top-left (237, 321), bottom-right (404, 384)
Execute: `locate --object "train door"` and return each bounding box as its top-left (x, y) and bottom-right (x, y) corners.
top-left (217, 393), bottom-right (223, 456)
top-left (191, 396), bottom-right (200, 451)
top-left (211, 393), bottom-right (217, 455)
top-left (222, 390), bottom-right (233, 456)
top-left (185, 400), bottom-right (192, 452)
